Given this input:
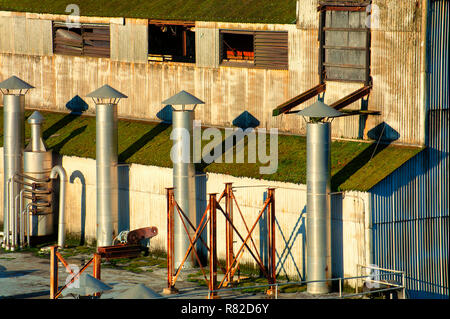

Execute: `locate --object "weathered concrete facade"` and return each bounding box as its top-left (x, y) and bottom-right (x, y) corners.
top-left (0, 0), bottom-right (426, 145)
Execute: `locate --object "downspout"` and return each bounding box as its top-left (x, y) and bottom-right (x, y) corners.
top-left (50, 165), bottom-right (67, 248)
top-left (421, 0), bottom-right (430, 146)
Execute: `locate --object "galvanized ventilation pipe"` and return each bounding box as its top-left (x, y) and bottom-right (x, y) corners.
top-left (162, 91), bottom-right (204, 268)
top-left (87, 85), bottom-right (127, 247)
top-left (298, 100), bottom-right (343, 294)
top-left (0, 76), bottom-right (34, 250)
top-left (50, 165), bottom-right (67, 248)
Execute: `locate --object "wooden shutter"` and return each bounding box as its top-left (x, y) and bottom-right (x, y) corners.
top-left (53, 22), bottom-right (110, 58)
top-left (254, 31), bottom-right (288, 70)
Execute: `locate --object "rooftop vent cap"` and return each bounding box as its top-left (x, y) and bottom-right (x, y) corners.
top-left (0, 75), bottom-right (34, 95)
top-left (297, 100), bottom-right (343, 122)
top-left (162, 90), bottom-right (204, 111)
top-left (87, 84), bottom-right (128, 105)
top-left (27, 111), bottom-right (45, 125)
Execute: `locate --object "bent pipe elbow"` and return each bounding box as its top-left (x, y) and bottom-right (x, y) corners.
top-left (50, 165), bottom-right (68, 248)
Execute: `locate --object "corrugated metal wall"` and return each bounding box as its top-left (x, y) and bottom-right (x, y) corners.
top-left (370, 109), bottom-right (449, 298)
top-left (370, 1), bottom-right (449, 298)
top-left (0, 16), bottom-right (52, 55)
top-left (0, 5), bottom-right (429, 145)
top-left (428, 0), bottom-right (449, 111)
top-left (110, 19), bottom-right (149, 63)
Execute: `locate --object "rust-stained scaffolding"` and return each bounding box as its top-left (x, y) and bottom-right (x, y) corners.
top-left (165, 183), bottom-right (277, 298)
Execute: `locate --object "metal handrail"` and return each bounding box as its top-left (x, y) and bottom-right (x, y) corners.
top-left (154, 271), bottom-right (406, 300)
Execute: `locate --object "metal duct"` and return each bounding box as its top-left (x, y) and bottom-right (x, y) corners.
top-left (2, 94), bottom-right (24, 249)
top-left (306, 122), bottom-right (332, 294)
top-left (50, 165), bottom-right (67, 248)
top-left (23, 111), bottom-right (53, 237)
top-left (172, 110), bottom-right (197, 268)
top-left (95, 103), bottom-right (119, 247)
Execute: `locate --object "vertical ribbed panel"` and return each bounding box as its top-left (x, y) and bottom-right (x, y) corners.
top-left (371, 109), bottom-right (449, 298)
top-left (428, 0), bottom-right (449, 111)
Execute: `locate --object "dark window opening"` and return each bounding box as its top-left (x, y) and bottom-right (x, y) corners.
top-left (148, 24), bottom-right (195, 63)
top-left (220, 30), bottom-right (288, 70)
top-left (318, 2), bottom-right (371, 84)
top-left (222, 33), bottom-right (254, 64)
top-left (53, 22), bottom-right (110, 58)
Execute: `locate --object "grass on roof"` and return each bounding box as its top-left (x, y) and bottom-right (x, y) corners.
top-left (0, 0), bottom-right (297, 24)
top-left (0, 109), bottom-right (423, 192)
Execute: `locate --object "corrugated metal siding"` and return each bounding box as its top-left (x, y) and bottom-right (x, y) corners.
top-left (0, 16), bottom-right (52, 55)
top-left (110, 19), bottom-right (148, 63)
top-left (428, 0), bottom-right (449, 111)
top-left (370, 109), bottom-right (449, 298)
top-left (195, 25), bottom-right (220, 68)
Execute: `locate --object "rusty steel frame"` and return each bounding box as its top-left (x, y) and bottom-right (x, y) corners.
top-left (165, 187), bottom-right (218, 294)
top-left (50, 246), bottom-right (101, 299)
top-left (165, 183), bottom-right (277, 298)
top-left (272, 83), bottom-right (327, 116)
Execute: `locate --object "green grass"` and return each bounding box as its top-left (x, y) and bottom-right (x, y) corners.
top-left (0, 108), bottom-right (423, 191)
top-left (0, 0), bottom-right (297, 24)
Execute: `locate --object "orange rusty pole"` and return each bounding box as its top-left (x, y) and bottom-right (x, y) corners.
top-left (164, 188), bottom-right (178, 294)
top-left (93, 253), bottom-right (101, 298)
top-left (267, 188), bottom-right (277, 296)
top-left (208, 193), bottom-right (218, 299)
top-left (50, 245), bottom-right (58, 299)
top-left (225, 183), bottom-right (234, 286)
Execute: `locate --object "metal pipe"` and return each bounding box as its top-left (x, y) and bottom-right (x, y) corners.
top-left (96, 103), bottom-right (119, 247)
top-left (2, 94), bottom-right (24, 249)
top-left (172, 110), bottom-right (197, 268)
top-left (306, 122), bottom-right (332, 294)
top-left (50, 165), bottom-right (68, 248)
top-left (19, 189), bottom-right (25, 248)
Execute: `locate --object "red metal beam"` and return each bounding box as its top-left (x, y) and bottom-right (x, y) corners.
top-left (330, 85), bottom-right (372, 110)
top-left (272, 83), bottom-right (326, 116)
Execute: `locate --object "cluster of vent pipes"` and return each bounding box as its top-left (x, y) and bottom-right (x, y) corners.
top-left (0, 76), bottom-right (68, 251)
top-left (1, 75), bottom-right (340, 296)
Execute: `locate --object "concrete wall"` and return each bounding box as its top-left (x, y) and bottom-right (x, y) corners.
top-left (0, 3), bottom-right (426, 145)
top-left (0, 149), bottom-right (370, 282)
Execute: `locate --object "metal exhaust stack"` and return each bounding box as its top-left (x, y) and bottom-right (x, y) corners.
top-left (87, 85), bottom-right (127, 247)
top-left (0, 76), bottom-right (34, 250)
top-left (162, 90), bottom-right (204, 268)
top-left (298, 100), bottom-right (342, 294)
top-left (24, 111), bottom-right (53, 238)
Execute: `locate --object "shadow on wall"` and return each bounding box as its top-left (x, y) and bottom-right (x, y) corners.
top-left (69, 170), bottom-right (86, 246)
top-left (66, 95), bottom-right (89, 114)
top-left (331, 122), bottom-right (399, 191)
top-left (195, 173), bottom-right (208, 265)
top-left (42, 95), bottom-right (89, 140)
top-left (118, 164), bottom-right (130, 233)
top-left (331, 193), bottom-right (344, 284)
top-left (157, 105), bottom-right (174, 124)
top-left (274, 205), bottom-right (306, 281)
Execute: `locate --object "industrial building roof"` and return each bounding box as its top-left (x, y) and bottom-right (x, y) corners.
top-left (0, 0), bottom-right (297, 24)
top-left (0, 109), bottom-right (423, 192)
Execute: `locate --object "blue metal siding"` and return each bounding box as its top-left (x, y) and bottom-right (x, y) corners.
top-left (370, 110), bottom-right (449, 299)
top-left (370, 1), bottom-right (449, 298)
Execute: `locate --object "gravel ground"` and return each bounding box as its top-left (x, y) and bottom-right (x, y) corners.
top-left (0, 249), bottom-right (347, 300)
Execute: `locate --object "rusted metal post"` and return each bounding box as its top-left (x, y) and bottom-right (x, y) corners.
top-left (93, 253), bottom-right (102, 298)
top-left (266, 188), bottom-right (277, 296)
top-left (225, 183), bottom-right (234, 286)
top-left (163, 188), bottom-right (178, 294)
top-left (208, 193), bottom-right (218, 299)
top-left (50, 245), bottom-right (58, 299)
